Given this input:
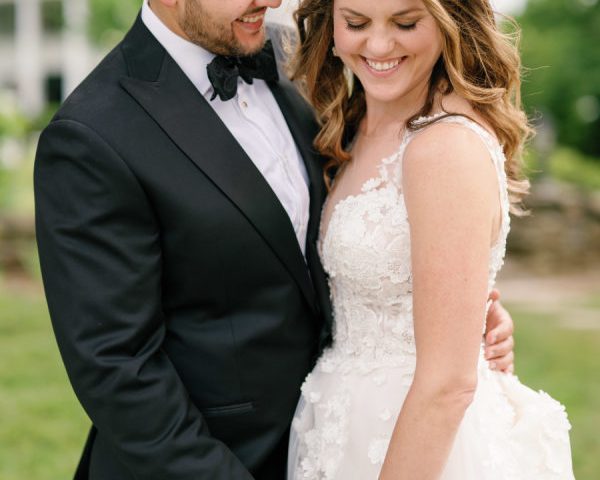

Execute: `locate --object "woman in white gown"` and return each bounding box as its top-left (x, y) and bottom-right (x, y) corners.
top-left (287, 0), bottom-right (575, 479)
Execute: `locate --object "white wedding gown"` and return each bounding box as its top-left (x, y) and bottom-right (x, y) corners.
top-left (288, 114), bottom-right (575, 480)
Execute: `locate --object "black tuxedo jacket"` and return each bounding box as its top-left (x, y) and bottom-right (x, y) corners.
top-left (34, 16), bottom-right (332, 480)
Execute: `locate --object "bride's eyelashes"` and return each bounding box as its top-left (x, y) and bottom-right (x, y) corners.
top-left (396, 22), bottom-right (417, 30)
top-left (395, 22), bottom-right (417, 31)
top-left (343, 20), bottom-right (418, 32)
top-left (345, 21), bottom-right (368, 31)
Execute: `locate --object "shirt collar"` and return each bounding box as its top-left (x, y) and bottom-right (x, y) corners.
top-left (141, 0), bottom-right (215, 97)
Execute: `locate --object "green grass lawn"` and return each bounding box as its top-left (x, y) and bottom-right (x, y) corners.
top-left (0, 287), bottom-right (598, 479)
top-left (0, 286), bottom-right (88, 480)
top-left (508, 303), bottom-right (600, 480)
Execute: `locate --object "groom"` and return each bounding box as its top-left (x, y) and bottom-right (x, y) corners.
top-left (34, 1), bottom-right (516, 479)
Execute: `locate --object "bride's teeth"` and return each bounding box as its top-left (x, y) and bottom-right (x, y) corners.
top-left (239, 14), bottom-right (264, 23)
top-left (366, 59), bottom-right (400, 71)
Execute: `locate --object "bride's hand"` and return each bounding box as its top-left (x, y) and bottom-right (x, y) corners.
top-left (484, 289), bottom-right (515, 373)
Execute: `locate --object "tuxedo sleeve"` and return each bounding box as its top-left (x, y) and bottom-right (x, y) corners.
top-left (34, 119), bottom-right (254, 480)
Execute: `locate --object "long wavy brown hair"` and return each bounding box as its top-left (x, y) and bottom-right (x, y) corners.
top-left (290, 0), bottom-right (531, 214)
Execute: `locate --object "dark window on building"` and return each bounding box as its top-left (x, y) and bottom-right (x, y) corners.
top-left (42, 0), bottom-right (64, 33)
top-left (45, 75), bottom-right (63, 104)
top-left (0, 4), bottom-right (16, 36)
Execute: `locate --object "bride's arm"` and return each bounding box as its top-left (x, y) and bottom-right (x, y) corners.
top-left (379, 123), bottom-right (501, 480)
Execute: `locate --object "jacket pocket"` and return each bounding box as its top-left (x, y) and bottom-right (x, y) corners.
top-left (201, 401), bottom-right (254, 418)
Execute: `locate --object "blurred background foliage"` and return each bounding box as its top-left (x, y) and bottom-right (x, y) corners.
top-left (88, 0), bottom-right (140, 47)
top-left (0, 0), bottom-right (599, 479)
top-left (519, 0), bottom-right (600, 158)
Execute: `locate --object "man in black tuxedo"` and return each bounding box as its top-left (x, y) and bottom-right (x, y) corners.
top-left (34, 1), bottom-right (516, 479)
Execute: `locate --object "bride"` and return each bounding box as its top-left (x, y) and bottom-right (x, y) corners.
top-left (287, 0), bottom-right (575, 478)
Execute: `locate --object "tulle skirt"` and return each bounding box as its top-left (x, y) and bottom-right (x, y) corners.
top-left (288, 357), bottom-right (574, 480)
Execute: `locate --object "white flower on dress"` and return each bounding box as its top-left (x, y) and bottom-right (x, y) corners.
top-left (367, 437), bottom-right (390, 465)
top-left (362, 176), bottom-right (383, 192)
top-left (373, 372), bottom-right (388, 386)
top-left (378, 409), bottom-right (392, 421)
top-left (309, 391), bottom-right (322, 403)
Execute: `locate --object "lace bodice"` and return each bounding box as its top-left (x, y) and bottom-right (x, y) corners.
top-left (317, 114), bottom-right (511, 371)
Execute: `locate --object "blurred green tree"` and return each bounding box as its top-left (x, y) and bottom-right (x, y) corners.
top-left (0, 105), bottom-right (29, 210)
top-left (88, 0), bottom-right (140, 48)
top-left (518, 0), bottom-right (600, 157)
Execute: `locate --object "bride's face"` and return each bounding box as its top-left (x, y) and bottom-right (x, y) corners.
top-left (332, 0), bottom-right (443, 106)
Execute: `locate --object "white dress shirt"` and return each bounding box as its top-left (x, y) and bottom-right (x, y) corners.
top-left (141, 2), bottom-right (310, 255)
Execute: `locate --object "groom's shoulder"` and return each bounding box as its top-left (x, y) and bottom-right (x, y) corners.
top-left (49, 61), bottom-right (114, 131)
top-left (51, 37), bottom-right (139, 130)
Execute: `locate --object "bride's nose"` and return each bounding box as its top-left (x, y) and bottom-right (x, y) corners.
top-left (365, 29), bottom-right (396, 58)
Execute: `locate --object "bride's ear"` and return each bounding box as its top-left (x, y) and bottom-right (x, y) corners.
top-left (343, 67), bottom-right (355, 97)
top-left (331, 45), bottom-right (355, 97)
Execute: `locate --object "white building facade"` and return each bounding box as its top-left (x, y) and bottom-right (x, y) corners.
top-left (0, 0), bottom-right (98, 117)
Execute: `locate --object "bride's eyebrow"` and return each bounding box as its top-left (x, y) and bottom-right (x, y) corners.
top-left (339, 7), bottom-right (425, 17)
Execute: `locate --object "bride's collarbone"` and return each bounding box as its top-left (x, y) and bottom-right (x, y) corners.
top-left (352, 132), bottom-right (402, 162)
top-left (342, 140), bottom-right (399, 181)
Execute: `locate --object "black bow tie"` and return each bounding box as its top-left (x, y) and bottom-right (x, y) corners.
top-left (206, 40), bottom-right (279, 102)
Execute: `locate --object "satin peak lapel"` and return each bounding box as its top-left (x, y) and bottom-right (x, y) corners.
top-left (118, 19), bottom-right (318, 314)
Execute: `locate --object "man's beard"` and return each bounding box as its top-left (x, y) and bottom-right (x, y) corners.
top-left (180, 0), bottom-right (265, 57)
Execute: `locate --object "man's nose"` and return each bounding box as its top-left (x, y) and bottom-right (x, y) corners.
top-left (255, 0), bottom-right (283, 9)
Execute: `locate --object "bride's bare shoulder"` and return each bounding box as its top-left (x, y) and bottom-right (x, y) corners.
top-left (439, 93), bottom-right (494, 135)
top-left (402, 93), bottom-right (497, 180)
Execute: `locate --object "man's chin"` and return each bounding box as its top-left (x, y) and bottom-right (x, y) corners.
top-left (233, 26), bottom-right (267, 56)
